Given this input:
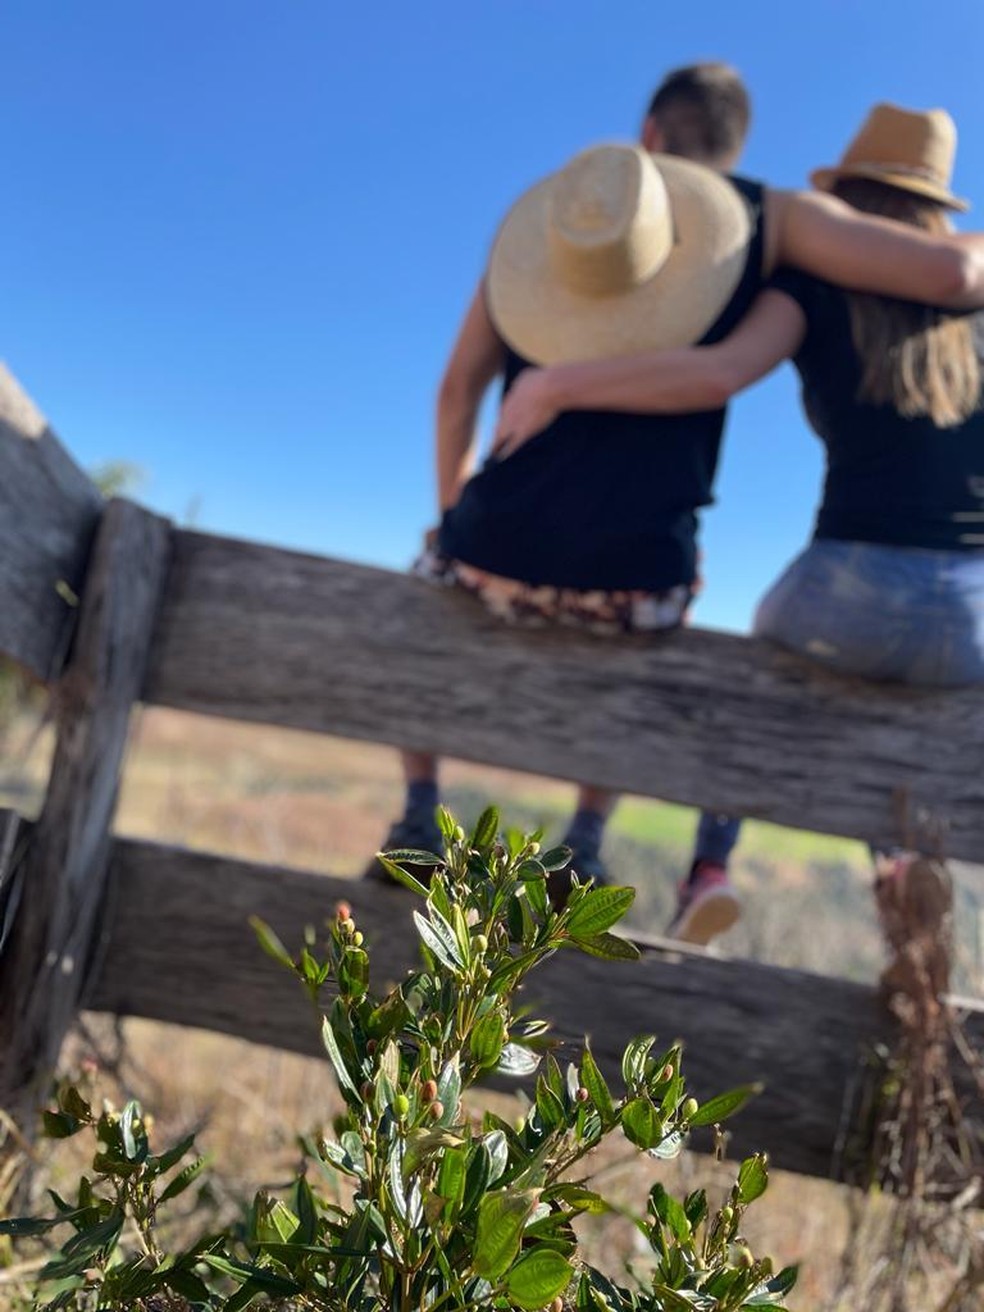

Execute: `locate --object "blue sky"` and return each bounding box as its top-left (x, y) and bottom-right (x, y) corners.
top-left (4, 1), bottom-right (983, 632)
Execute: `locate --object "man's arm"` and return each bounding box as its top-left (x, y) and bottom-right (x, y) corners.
top-left (493, 289), bottom-right (805, 455)
top-left (436, 284), bottom-right (506, 512)
top-left (770, 188), bottom-right (984, 309)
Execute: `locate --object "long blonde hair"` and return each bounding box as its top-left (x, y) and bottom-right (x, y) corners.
top-left (833, 178), bottom-right (980, 428)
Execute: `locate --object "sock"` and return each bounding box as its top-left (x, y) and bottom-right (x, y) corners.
top-left (405, 779), bottom-right (439, 825)
top-left (563, 807), bottom-right (607, 857)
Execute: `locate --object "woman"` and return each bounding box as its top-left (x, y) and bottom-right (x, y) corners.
top-left (493, 104), bottom-right (984, 939)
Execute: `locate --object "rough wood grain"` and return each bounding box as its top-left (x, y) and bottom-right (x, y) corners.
top-left (89, 837), bottom-right (984, 1181)
top-left (145, 532), bottom-right (984, 859)
top-left (0, 501), bottom-right (171, 1115)
top-left (0, 364), bottom-right (102, 682)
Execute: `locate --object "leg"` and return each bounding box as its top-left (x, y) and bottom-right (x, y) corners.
top-left (548, 785), bottom-right (617, 910)
top-left (362, 749), bottom-right (444, 883)
top-left (667, 810), bottom-right (743, 947)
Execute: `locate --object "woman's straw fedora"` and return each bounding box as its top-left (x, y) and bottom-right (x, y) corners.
top-left (811, 102), bottom-right (969, 212)
top-left (486, 144), bottom-right (753, 365)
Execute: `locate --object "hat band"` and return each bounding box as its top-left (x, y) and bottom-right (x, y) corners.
top-left (848, 160), bottom-right (948, 186)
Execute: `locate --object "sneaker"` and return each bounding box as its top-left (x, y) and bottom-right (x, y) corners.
top-left (362, 814), bottom-right (443, 886)
top-left (667, 861), bottom-right (741, 946)
top-left (548, 844), bottom-right (609, 912)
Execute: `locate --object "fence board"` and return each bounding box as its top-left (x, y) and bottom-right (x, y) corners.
top-left (145, 531), bottom-right (984, 859)
top-left (0, 502), bottom-right (171, 1114)
top-left (0, 364), bottom-right (102, 683)
top-left (89, 836), bottom-right (984, 1181)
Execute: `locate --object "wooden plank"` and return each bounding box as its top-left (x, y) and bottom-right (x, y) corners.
top-left (0, 364), bottom-right (103, 682)
top-left (89, 836), bottom-right (984, 1182)
top-left (0, 501), bottom-right (171, 1115)
top-left (145, 531), bottom-right (984, 859)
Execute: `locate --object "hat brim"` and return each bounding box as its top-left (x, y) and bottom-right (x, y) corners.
top-left (810, 164), bottom-right (969, 212)
top-left (486, 154), bottom-right (754, 365)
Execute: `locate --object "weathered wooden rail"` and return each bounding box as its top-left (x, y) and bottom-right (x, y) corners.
top-left (0, 361), bottom-right (982, 1182)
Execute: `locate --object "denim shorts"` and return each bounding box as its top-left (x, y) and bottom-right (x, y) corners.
top-left (754, 538), bottom-right (984, 688)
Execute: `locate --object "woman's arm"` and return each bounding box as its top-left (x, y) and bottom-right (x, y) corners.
top-left (771, 189), bottom-right (984, 309)
top-left (436, 284), bottom-right (506, 510)
top-left (493, 289), bottom-right (805, 455)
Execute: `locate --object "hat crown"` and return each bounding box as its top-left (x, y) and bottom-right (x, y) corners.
top-left (547, 146), bottom-right (672, 297)
top-left (839, 102), bottom-right (957, 187)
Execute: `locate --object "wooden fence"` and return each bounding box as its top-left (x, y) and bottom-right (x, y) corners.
top-left (1, 361), bottom-right (982, 1183)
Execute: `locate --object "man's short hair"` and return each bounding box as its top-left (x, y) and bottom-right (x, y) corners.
top-left (646, 63), bottom-right (751, 162)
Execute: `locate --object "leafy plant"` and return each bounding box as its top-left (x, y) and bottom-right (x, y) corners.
top-left (2, 807), bottom-right (796, 1310)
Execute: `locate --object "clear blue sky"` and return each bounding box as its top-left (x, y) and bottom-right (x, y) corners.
top-left (5, 1), bottom-right (983, 632)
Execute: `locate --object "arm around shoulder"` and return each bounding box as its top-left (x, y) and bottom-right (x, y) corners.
top-left (775, 188), bottom-right (984, 310)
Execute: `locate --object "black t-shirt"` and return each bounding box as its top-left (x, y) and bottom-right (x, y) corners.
top-left (772, 267), bottom-right (984, 551)
top-left (439, 176), bottom-right (767, 591)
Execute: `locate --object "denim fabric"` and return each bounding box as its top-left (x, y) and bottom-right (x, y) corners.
top-left (693, 812), bottom-right (742, 866)
top-left (753, 539), bottom-right (984, 689)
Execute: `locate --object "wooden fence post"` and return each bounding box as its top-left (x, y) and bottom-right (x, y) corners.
top-left (0, 500), bottom-right (170, 1127)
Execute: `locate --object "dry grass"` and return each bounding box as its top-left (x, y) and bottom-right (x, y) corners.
top-left (2, 704), bottom-right (983, 1307)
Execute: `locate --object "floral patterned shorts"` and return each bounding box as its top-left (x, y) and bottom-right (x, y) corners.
top-left (413, 546), bottom-right (693, 635)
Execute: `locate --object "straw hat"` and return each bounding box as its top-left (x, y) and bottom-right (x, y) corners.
top-left (810, 103), bottom-right (969, 212)
top-left (485, 144), bottom-right (752, 365)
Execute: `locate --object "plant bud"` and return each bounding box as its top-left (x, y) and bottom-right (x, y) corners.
top-left (453, 825), bottom-right (466, 842)
top-left (658, 1063), bottom-right (674, 1083)
top-left (473, 933), bottom-right (488, 954)
top-left (735, 1245), bottom-right (754, 1269)
top-left (421, 1079), bottom-right (438, 1103)
top-left (336, 901), bottom-right (352, 922)
top-left (341, 917), bottom-right (356, 936)
top-left (360, 1081), bottom-right (374, 1102)
top-left (366, 1039), bottom-right (378, 1056)
top-left (352, 931), bottom-right (364, 947)
top-left (575, 1087), bottom-right (590, 1103)
top-left (428, 1100), bottom-right (445, 1120)
top-left (719, 1205), bottom-right (734, 1226)
top-left (681, 1097), bottom-right (699, 1120)
top-left (529, 841), bottom-right (541, 855)
top-left (550, 1298), bottom-right (564, 1312)
top-left (393, 1094), bottom-right (410, 1119)
top-left (83, 1269), bottom-right (103, 1285)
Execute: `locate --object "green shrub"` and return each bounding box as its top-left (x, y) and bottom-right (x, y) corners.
top-left (2, 807), bottom-right (796, 1310)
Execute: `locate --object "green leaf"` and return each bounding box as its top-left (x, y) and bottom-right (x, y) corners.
top-left (0, 1215), bottom-right (66, 1237)
top-left (736, 1153), bottom-right (770, 1205)
top-left (152, 1133), bottom-right (196, 1177)
top-left (39, 1209), bottom-right (125, 1280)
top-left (376, 853), bottom-right (432, 895)
top-left (496, 1043), bottom-right (541, 1077)
top-left (506, 1249), bottom-right (574, 1309)
top-left (294, 1176), bottom-right (319, 1246)
top-left (571, 931), bottom-right (641, 961)
top-left (471, 806), bottom-right (500, 850)
top-left (437, 1055), bottom-right (462, 1114)
top-left (621, 1097), bottom-right (661, 1150)
top-left (483, 1129), bottom-right (509, 1184)
top-left (689, 1084), bottom-right (762, 1128)
top-left (566, 886), bottom-right (635, 937)
top-left (473, 1189), bottom-right (537, 1279)
top-left (470, 1011), bottom-right (507, 1069)
top-left (157, 1155), bottom-right (208, 1204)
top-left (321, 1017), bottom-right (358, 1096)
top-left (57, 1085), bottom-right (92, 1123)
top-left (649, 1129), bottom-right (687, 1160)
top-left (120, 1100), bottom-right (147, 1161)
top-left (249, 916), bottom-right (294, 969)
top-left (413, 908), bottom-right (464, 970)
top-left (436, 1144), bottom-right (468, 1216)
top-left (581, 1045), bottom-right (615, 1124)
top-left (41, 1110), bottom-right (83, 1139)
top-left (538, 845), bottom-right (572, 872)
top-left (650, 1183), bottom-right (691, 1244)
top-left (622, 1036), bottom-right (656, 1090)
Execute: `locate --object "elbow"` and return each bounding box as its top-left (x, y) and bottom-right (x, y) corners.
top-left (934, 247), bottom-right (984, 307)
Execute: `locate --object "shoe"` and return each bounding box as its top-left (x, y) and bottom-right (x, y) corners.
top-left (362, 814), bottom-right (443, 886)
top-left (548, 844), bottom-right (609, 912)
top-left (667, 861), bottom-right (741, 946)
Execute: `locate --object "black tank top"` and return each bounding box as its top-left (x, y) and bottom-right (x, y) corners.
top-left (439, 176), bottom-right (767, 591)
top-left (771, 268), bottom-right (984, 551)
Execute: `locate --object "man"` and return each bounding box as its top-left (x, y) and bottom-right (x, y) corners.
top-left (364, 65), bottom-right (984, 912)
